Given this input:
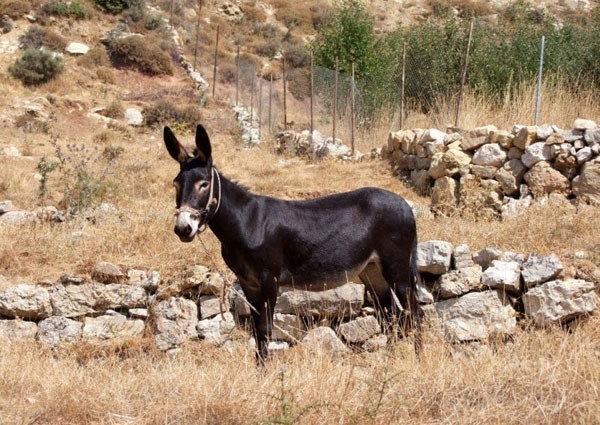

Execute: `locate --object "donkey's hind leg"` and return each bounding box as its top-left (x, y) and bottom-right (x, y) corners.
top-left (359, 262), bottom-right (397, 334)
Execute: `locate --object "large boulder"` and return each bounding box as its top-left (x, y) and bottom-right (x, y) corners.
top-left (275, 283), bottom-right (364, 319)
top-left (523, 279), bottom-right (597, 326)
top-left (151, 297), bottom-right (198, 351)
top-left (0, 284), bottom-right (52, 319)
top-left (417, 240), bottom-right (453, 275)
top-left (572, 158), bottom-right (600, 205)
top-left (426, 290), bottom-right (517, 342)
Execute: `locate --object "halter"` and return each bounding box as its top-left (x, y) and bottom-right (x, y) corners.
top-left (176, 167), bottom-right (221, 234)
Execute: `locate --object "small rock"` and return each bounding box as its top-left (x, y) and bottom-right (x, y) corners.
top-left (66, 42), bottom-right (90, 55)
top-left (272, 313), bottom-right (305, 342)
top-left (92, 261), bottom-right (125, 284)
top-left (573, 118), bottom-right (597, 130)
top-left (338, 316), bottom-right (381, 343)
top-left (362, 334), bottom-right (388, 352)
top-left (196, 312), bottom-right (236, 345)
top-left (125, 108), bottom-right (143, 126)
top-left (473, 247), bottom-right (502, 270)
top-left (481, 260), bottom-right (521, 293)
top-left (0, 200), bottom-right (14, 214)
top-left (302, 327), bottom-right (349, 356)
top-left (129, 308), bottom-right (148, 319)
top-left (276, 283), bottom-right (364, 319)
top-left (199, 296), bottom-right (227, 320)
top-left (436, 265), bottom-right (483, 299)
top-left (453, 244), bottom-right (475, 269)
top-left (513, 126), bottom-right (537, 150)
top-left (521, 142), bottom-right (552, 168)
top-left (472, 144), bottom-right (507, 167)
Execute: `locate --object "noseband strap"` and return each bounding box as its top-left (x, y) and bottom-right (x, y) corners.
top-left (176, 167), bottom-right (221, 234)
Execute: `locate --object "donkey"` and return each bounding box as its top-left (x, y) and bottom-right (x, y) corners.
top-left (164, 124), bottom-right (424, 363)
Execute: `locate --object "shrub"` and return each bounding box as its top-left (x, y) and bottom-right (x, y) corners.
top-left (39, 1), bottom-right (90, 19)
top-left (76, 46), bottom-right (110, 68)
top-left (20, 25), bottom-right (67, 51)
top-left (2, 16), bottom-right (14, 33)
top-left (142, 100), bottom-right (202, 131)
top-left (9, 49), bottom-right (64, 85)
top-left (107, 35), bottom-right (173, 76)
top-left (254, 40), bottom-right (280, 58)
top-left (96, 67), bottom-right (116, 84)
top-left (103, 100), bottom-right (123, 119)
top-left (0, 0), bottom-right (31, 19)
top-left (95, 0), bottom-right (129, 14)
top-left (144, 13), bottom-right (164, 31)
top-left (283, 42), bottom-right (309, 68)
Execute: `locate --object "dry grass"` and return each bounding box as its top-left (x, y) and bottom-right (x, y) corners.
top-left (0, 316), bottom-right (598, 424)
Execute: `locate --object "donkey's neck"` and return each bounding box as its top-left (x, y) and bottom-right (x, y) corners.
top-left (208, 173), bottom-right (256, 246)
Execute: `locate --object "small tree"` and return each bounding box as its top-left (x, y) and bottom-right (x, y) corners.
top-left (9, 49), bottom-right (64, 85)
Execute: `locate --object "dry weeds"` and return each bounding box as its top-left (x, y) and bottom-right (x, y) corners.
top-left (0, 316), bottom-right (598, 424)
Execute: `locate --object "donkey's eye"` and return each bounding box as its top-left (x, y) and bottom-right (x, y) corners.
top-left (197, 181), bottom-right (209, 192)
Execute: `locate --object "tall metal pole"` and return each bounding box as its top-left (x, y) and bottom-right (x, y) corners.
top-left (250, 74), bottom-right (254, 124)
top-left (269, 74), bottom-right (273, 133)
top-left (534, 35), bottom-right (546, 125)
top-left (310, 52), bottom-right (314, 141)
top-left (400, 42), bottom-right (406, 130)
top-left (192, 0), bottom-right (203, 70)
top-left (282, 53), bottom-right (287, 130)
top-left (350, 62), bottom-right (355, 156)
top-left (258, 77), bottom-right (263, 140)
top-left (455, 19), bottom-right (474, 128)
top-left (235, 45), bottom-right (240, 106)
top-left (212, 25), bottom-right (219, 98)
top-left (333, 56), bottom-right (338, 143)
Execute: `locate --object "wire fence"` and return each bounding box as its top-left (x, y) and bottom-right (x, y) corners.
top-left (200, 26), bottom-right (588, 151)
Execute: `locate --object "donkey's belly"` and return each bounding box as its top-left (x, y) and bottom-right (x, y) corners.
top-left (278, 253), bottom-right (380, 291)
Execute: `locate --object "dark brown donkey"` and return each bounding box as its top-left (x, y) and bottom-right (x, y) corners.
top-left (164, 124), bottom-right (423, 364)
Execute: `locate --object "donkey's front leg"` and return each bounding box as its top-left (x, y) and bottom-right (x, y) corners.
top-left (246, 273), bottom-right (278, 366)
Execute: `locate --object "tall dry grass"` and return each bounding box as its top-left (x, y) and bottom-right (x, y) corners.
top-left (0, 315), bottom-right (598, 424)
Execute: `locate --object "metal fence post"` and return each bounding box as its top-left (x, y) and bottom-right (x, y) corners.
top-left (455, 19), bottom-right (474, 128)
top-left (282, 53), bottom-right (287, 130)
top-left (235, 45), bottom-right (240, 106)
top-left (192, 0), bottom-right (203, 70)
top-left (400, 43), bottom-right (406, 130)
top-left (350, 62), bottom-right (355, 156)
top-left (310, 52), bottom-right (314, 141)
top-left (258, 77), bottom-right (263, 140)
top-left (535, 35), bottom-right (546, 125)
top-left (212, 25), bottom-right (219, 98)
top-left (333, 57), bottom-right (338, 143)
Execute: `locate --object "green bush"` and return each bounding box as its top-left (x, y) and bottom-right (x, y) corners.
top-left (107, 35), bottom-right (173, 76)
top-left (143, 100), bottom-right (202, 131)
top-left (9, 49), bottom-right (64, 85)
top-left (95, 0), bottom-right (128, 14)
top-left (20, 25), bottom-right (67, 51)
top-left (39, 1), bottom-right (90, 19)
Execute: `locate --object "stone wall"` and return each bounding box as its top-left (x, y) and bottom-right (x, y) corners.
top-left (384, 119), bottom-right (600, 218)
top-left (1, 244), bottom-right (597, 355)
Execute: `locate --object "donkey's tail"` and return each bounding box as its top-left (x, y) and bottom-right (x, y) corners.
top-left (410, 236), bottom-right (424, 356)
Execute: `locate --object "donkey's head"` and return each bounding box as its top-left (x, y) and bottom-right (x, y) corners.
top-left (164, 124), bottom-right (217, 242)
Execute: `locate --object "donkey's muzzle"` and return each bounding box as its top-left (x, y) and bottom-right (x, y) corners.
top-left (174, 210), bottom-right (200, 242)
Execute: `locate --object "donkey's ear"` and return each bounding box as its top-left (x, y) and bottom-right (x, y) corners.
top-left (195, 124), bottom-right (212, 163)
top-left (164, 126), bottom-right (190, 163)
